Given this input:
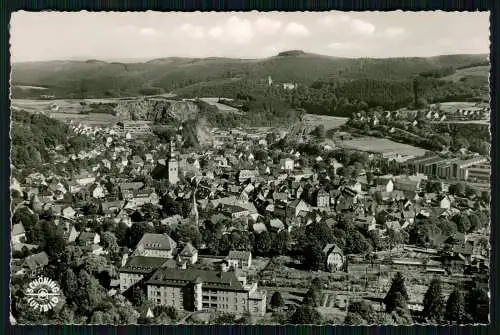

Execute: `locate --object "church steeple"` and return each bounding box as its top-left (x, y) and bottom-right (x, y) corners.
top-left (168, 138), bottom-right (179, 185)
top-left (169, 138), bottom-right (177, 160)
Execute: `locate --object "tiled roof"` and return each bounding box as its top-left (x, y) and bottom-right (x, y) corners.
top-left (180, 243), bottom-right (197, 257)
top-left (137, 233), bottom-right (177, 251)
top-left (146, 268), bottom-right (245, 291)
top-left (228, 250), bottom-right (251, 260)
top-left (120, 256), bottom-right (168, 274)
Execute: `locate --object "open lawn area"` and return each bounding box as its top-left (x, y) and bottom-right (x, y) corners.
top-left (337, 136), bottom-right (427, 156)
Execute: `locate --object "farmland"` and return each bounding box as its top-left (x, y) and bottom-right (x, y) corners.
top-left (336, 136), bottom-right (427, 157)
top-left (302, 114), bottom-right (349, 131)
top-left (441, 65), bottom-right (490, 82)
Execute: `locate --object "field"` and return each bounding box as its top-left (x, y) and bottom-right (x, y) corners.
top-left (303, 114), bottom-right (349, 131)
top-left (435, 101), bottom-right (486, 114)
top-left (337, 137), bottom-right (427, 156)
top-left (441, 65), bottom-right (490, 82)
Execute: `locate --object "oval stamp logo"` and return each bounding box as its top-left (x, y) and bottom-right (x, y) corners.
top-left (25, 276), bottom-right (61, 312)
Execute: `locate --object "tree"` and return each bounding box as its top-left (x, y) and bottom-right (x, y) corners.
top-left (345, 230), bottom-right (372, 255)
top-left (311, 125), bottom-right (326, 140)
top-left (303, 242), bottom-right (325, 271)
top-left (254, 231), bottom-right (272, 256)
top-left (60, 268), bottom-right (79, 304)
top-left (101, 231), bottom-right (119, 253)
top-left (445, 288), bottom-right (465, 324)
top-left (271, 230), bottom-right (291, 255)
top-left (173, 223), bottom-right (203, 248)
top-left (468, 213), bottom-right (481, 232)
top-left (384, 272), bottom-right (409, 313)
top-left (465, 287), bottom-right (489, 323)
top-left (270, 291), bottom-right (285, 309)
top-left (290, 306), bottom-right (322, 324)
top-left (422, 278), bottom-right (445, 323)
top-left (213, 312), bottom-right (237, 324)
top-left (345, 300), bottom-right (375, 324)
top-left (125, 222), bottom-right (155, 248)
top-left (455, 214), bottom-right (471, 233)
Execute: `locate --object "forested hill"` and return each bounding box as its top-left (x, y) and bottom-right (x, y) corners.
top-left (11, 52), bottom-right (488, 100)
top-left (11, 110), bottom-right (92, 173)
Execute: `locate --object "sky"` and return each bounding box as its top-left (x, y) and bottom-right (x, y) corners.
top-left (10, 11), bottom-right (490, 62)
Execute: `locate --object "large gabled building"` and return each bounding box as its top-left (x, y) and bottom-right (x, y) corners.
top-left (145, 267), bottom-right (266, 316)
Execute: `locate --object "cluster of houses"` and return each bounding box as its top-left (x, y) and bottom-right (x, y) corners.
top-left (10, 112), bottom-right (490, 318)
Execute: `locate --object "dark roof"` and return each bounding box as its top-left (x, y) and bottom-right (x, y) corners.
top-left (146, 268), bottom-right (245, 291)
top-left (227, 250), bottom-right (252, 260)
top-left (120, 256), bottom-right (168, 274)
top-left (137, 233), bottom-right (177, 251)
top-left (179, 243), bottom-right (197, 257)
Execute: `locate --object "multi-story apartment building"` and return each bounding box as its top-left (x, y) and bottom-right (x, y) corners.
top-left (134, 233), bottom-right (177, 258)
top-left (467, 163), bottom-right (491, 183)
top-left (119, 256), bottom-right (168, 292)
top-left (145, 268), bottom-right (266, 316)
top-left (405, 155), bottom-right (488, 181)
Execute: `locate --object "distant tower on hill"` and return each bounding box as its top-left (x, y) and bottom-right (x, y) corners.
top-left (268, 75), bottom-right (273, 86)
top-left (168, 138), bottom-right (179, 185)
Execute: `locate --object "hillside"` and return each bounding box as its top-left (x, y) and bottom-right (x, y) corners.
top-left (11, 52), bottom-right (489, 100)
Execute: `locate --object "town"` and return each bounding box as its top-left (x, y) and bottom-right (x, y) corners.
top-left (10, 97), bottom-right (490, 325)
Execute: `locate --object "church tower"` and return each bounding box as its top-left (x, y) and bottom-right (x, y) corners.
top-left (168, 138), bottom-right (179, 185)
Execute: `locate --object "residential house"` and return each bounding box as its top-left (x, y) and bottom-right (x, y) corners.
top-left (21, 251), bottom-right (49, 276)
top-left (376, 177), bottom-right (394, 193)
top-left (60, 222), bottom-right (80, 243)
top-left (269, 218), bottom-right (285, 232)
top-left (354, 215), bottom-right (376, 231)
top-left (91, 184), bottom-right (106, 199)
top-left (134, 233), bottom-right (177, 259)
top-left (280, 158), bottom-right (294, 171)
top-left (316, 190), bottom-right (330, 209)
top-left (323, 244), bottom-right (345, 271)
top-left (227, 250), bottom-right (252, 269)
top-left (74, 171), bottom-right (96, 186)
top-left (252, 222), bottom-right (268, 234)
top-left (62, 206), bottom-right (76, 219)
top-left (101, 200), bottom-right (125, 216)
top-left (221, 204), bottom-right (249, 220)
top-left (286, 199), bottom-right (311, 222)
top-left (437, 195), bottom-right (452, 209)
top-left (179, 243), bottom-right (198, 264)
top-left (78, 231), bottom-right (100, 246)
top-left (12, 223), bottom-right (26, 244)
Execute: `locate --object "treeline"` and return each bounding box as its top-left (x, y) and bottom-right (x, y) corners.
top-left (11, 110), bottom-right (92, 169)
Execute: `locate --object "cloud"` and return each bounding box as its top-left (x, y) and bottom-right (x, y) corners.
top-left (254, 17), bottom-right (282, 35)
top-left (319, 14), bottom-right (375, 36)
top-left (381, 27), bottom-right (405, 38)
top-left (208, 16), bottom-right (255, 44)
top-left (328, 41), bottom-right (357, 51)
top-left (178, 23), bottom-right (205, 39)
top-left (318, 14), bottom-right (350, 26)
top-left (350, 19), bottom-right (375, 36)
top-left (208, 27), bottom-right (224, 39)
top-left (285, 22), bottom-right (309, 37)
top-left (139, 28), bottom-right (157, 36)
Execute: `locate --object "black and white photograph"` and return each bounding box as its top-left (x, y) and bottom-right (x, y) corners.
top-left (9, 11), bottom-right (490, 325)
